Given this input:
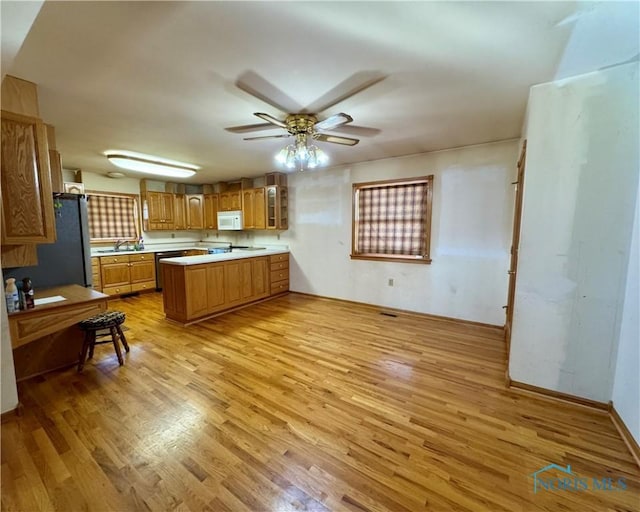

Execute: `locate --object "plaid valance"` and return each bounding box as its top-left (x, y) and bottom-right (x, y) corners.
top-left (88, 194), bottom-right (138, 240)
top-left (355, 181), bottom-right (429, 256)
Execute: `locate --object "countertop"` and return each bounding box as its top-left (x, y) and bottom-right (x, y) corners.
top-left (7, 284), bottom-right (108, 317)
top-left (90, 245), bottom-right (209, 257)
top-left (159, 248), bottom-right (289, 266)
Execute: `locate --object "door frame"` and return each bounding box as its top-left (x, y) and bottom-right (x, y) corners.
top-left (505, 140), bottom-right (527, 383)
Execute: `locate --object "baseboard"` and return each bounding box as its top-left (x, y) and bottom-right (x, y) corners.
top-left (610, 404), bottom-right (640, 469)
top-left (1, 402), bottom-right (23, 423)
top-left (508, 380), bottom-right (609, 411)
top-left (290, 291), bottom-right (504, 331)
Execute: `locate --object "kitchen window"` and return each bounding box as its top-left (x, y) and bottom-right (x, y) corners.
top-left (87, 192), bottom-right (140, 241)
top-left (351, 175), bottom-right (433, 263)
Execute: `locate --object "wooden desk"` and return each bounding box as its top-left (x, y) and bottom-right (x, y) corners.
top-left (8, 285), bottom-right (108, 381)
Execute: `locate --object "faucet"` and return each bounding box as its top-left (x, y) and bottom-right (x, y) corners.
top-left (114, 239), bottom-right (128, 251)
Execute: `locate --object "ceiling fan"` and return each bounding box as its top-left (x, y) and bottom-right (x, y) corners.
top-left (242, 112), bottom-right (360, 146)
top-left (226, 71), bottom-right (386, 164)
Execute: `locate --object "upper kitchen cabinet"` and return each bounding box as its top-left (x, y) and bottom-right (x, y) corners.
top-left (243, 188), bottom-right (266, 230)
top-left (145, 191), bottom-right (175, 230)
top-left (1, 110), bottom-right (55, 244)
top-left (174, 194), bottom-right (187, 230)
top-left (266, 186), bottom-right (288, 230)
top-left (185, 194), bottom-right (204, 230)
top-left (203, 194), bottom-right (218, 230)
top-left (219, 191), bottom-right (241, 211)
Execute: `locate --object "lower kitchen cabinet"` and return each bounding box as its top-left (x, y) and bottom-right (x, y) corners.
top-left (269, 253), bottom-right (289, 295)
top-left (91, 257), bottom-right (102, 291)
top-left (162, 254), bottom-right (285, 324)
top-left (100, 253), bottom-right (156, 296)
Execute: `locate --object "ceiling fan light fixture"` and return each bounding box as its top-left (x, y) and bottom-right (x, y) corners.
top-left (275, 134), bottom-right (329, 171)
top-left (104, 150), bottom-right (198, 178)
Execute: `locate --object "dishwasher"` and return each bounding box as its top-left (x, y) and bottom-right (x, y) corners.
top-left (154, 251), bottom-right (185, 290)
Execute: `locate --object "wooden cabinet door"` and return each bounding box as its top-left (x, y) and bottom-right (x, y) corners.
top-left (1, 111), bottom-right (55, 244)
top-left (185, 267), bottom-right (208, 318)
top-left (174, 194), bottom-right (186, 230)
top-left (230, 191), bottom-right (242, 211)
top-left (242, 189), bottom-right (254, 229)
top-left (206, 264), bottom-right (225, 311)
top-left (240, 260), bottom-right (253, 301)
top-left (203, 194), bottom-right (218, 229)
top-left (101, 262), bottom-right (131, 288)
top-left (146, 192), bottom-right (163, 223)
top-left (252, 257), bottom-right (269, 299)
top-left (224, 261), bottom-right (242, 305)
top-left (186, 194), bottom-right (204, 230)
top-left (160, 193), bottom-right (174, 229)
top-left (253, 188), bottom-right (266, 229)
top-left (278, 186), bottom-right (288, 229)
top-left (129, 260), bottom-right (155, 284)
top-left (219, 193), bottom-right (230, 211)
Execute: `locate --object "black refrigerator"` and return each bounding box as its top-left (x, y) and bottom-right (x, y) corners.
top-left (5, 194), bottom-right (92, 288)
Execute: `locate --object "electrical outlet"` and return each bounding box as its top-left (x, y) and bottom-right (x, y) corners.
top-left (277, 234), bottom-right (280, 240)
top-left (388, 278), bottom-right (394, 287)
top-left (171, 233), bottom-right (175, 239)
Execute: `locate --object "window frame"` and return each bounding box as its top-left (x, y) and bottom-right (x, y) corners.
top-left (351, 175), bottom-right (433, 264)
top-left (86, 190), bottom-right (141, 242)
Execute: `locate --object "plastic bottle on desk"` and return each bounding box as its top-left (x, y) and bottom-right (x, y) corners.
top-left (4, 278), bottom-right (19, 313)
top-left (22, 278), bottom-right (35, 309)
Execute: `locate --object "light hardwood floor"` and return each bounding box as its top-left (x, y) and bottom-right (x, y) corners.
top-left (2, 293), bottom-right (638, 511)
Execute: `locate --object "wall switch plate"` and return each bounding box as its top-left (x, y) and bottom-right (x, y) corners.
top-left (388, 278), bottom-right (394, 286)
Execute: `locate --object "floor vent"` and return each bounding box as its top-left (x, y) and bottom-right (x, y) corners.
top-left (380, 312), bottom-right (397, 317)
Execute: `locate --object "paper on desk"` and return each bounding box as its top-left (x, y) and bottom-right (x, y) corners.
top-left (34, 295), bottom-right (67, 306)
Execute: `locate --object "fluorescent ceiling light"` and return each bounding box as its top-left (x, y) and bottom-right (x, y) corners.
top-left (104, 150), bottom-right (198, 178)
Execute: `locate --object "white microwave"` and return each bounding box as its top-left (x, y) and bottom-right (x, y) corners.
top-left (217, 210), bottom-right (243, 230)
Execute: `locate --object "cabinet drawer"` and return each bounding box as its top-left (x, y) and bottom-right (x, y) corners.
top-left (101, 284), bottom-right (132, 296)
top-left (269, 253), bottom-right (289, 264)
top-left (91, 257), bottom-right (100, 268)
top-left (100, 255), bottom-right (130, 265)
top-left (270, 269), bottom-right (289, 283)
top-left (131, 281), bottom-right (155, 293)
top-left (270, 261), bottom-right (288, 271)
top-left (270, 280), bottom-right (289, 295)
top-left (129, 253), bottom-right (152, 262)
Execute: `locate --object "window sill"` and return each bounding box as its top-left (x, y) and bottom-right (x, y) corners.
top-left (350, 254), bottom-right (432, 264)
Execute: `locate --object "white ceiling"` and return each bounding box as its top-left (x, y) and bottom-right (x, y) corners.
top-left (3, 1), bottom-right (584, 182)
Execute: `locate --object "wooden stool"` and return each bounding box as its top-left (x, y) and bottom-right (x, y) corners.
top-left (78, 311), bottom-right (129, 371)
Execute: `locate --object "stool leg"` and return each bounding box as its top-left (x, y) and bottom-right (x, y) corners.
top-left (110, 326), bottom-right (124, 365)
top-left (116, 324), bottom-right (129, 353)
top-left (78, 330), bottom-right (93, 372)
top-left (88, 332), bottom-right (96, 360)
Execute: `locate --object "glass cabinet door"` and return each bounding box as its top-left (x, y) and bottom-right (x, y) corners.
top-left (266, 186), bottom-right (277, 229)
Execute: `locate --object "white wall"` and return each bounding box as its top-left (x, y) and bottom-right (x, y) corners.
top-left (612, 182), bottom-right (639, 444)
top-left (510, 62), bottom-right (639, 402)
top-left (250, 140), bottom-right (519, 325)
top-left (1, 268), bottom-right (19, 413)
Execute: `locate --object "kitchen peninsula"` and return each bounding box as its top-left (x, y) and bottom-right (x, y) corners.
top-left (160, 248), bottom-right (289, 324)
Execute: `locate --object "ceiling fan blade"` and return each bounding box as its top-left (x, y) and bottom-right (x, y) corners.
top-left (305, 71), bottom-right (388, 113)
top-left (235, 71), bottom-right (302, 113)
top-left (254, 112), bottom-right (288, 129)
top-left (313, 133), bottom-right (359, 146)
top-left (331, 124), bottom-right (381, 137)
top-left (225, 123), bottom-right (283, 134)
top-left (243, 134), bottom-right (290, 141)
top-left (314, 113), bottom-right (353, 131)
